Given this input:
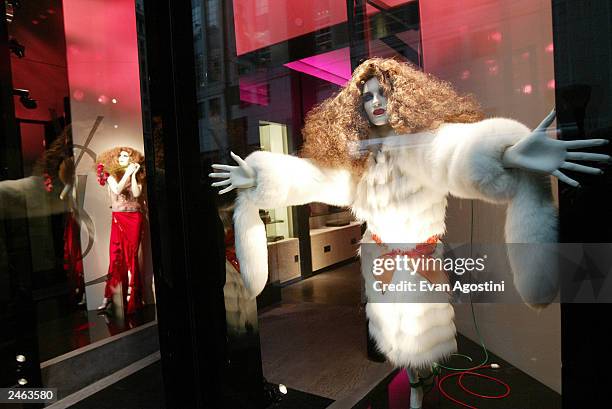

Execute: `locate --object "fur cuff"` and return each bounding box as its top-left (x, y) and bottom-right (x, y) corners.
top-left (233, 194), bottom-right (269, 298)
top-left (505, 173), bottom-right (559, 306)
top-left (240, 151), bottom-right (294, 209)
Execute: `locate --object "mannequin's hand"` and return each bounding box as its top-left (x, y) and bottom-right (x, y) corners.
top-left (502, 109), bottom-right (610, 187)
top-left (132, 163), bottom-right (140, 175)
top-left (125, 163), bottom-right (138, 176)
top-left (209, 151), bottom-right (256, 194)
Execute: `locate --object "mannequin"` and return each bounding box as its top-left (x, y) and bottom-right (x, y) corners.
top-left (210, 58), bottom-right (609, 408)
top-left (96, 147), bottom-right (145, 314)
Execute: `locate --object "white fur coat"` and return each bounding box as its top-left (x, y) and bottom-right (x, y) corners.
top-left (233, 118), bottom-right (558, 367)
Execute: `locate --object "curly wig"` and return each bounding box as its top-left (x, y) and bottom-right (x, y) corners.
top-left (95, 146), bottom-right (146, 184)
top-left (300, 57), bottom-right (484, 174)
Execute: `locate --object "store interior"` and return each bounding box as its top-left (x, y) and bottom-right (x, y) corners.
top-left (5, 0), bottom-right (158, 366)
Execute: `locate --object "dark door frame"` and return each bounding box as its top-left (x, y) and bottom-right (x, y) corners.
top-left (552, 0), bottom-right (612, 407)
top-left (140, 1), bottom-right (268, 408)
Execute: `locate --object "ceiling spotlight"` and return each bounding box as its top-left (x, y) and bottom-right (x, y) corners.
top-left (5, 1), bottom-right (22, 23)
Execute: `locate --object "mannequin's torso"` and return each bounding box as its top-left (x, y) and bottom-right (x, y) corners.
top-left (350, 133), bottom-right (456, 369)
top-left (107, 175), bottom-right (141, 212)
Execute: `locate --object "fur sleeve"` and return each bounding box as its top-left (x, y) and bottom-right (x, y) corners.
top-left (411, 118), bottom-right (559, 305)
top-left (239, 150), bottom-right (355, 208)
top-left (234, 151), bottom-right (355, 298)
top-left (415, 118), bottom-right (530, 203)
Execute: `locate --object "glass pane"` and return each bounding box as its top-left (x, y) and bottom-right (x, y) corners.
top-left (193, 0), bottom-right (562, 407)
top-left (2, 0), bottom-right (162, 399)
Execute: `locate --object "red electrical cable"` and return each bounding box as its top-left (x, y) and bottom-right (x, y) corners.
top-left (437, 364), bottom-right (511, 409)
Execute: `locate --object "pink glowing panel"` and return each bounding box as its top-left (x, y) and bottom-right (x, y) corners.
top-left (63, 0), bottom-right (142, 116)
top-left (233, 0), bottom-right (348, 56)
top-left (284, 48), bottom-right (352, 86)
top-left (233, 0), bottom-right (416, 56)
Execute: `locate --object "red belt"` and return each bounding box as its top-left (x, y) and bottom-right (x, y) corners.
top-left (371, 233), bottom-right (440, 258)
top-left (371, 234), bottom-right (444, 289)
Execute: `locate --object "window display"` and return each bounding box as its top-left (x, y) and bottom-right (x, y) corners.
top-left (211, 57), bottom-right (609, 409)
top-left (96, 147), bottom-right (146, 314)
top-left (0, 0), bottom-right (160, 394)
top-left (3, 0), bottom-right (604, 406)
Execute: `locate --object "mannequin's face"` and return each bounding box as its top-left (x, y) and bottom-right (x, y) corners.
top-left (362, 77), bottom-right (389, 127)
top-left (118, 150), bottom-right (130, 167)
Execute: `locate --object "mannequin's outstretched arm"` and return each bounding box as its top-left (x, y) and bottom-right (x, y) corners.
top-left (210, 151), bottom-right (355, 298)
top-left (210, 151), bottom-right (354, 208)
top-left (411, 112), bottom-right (608, 203)
top-left (408, 113), bottom-right (608, 306)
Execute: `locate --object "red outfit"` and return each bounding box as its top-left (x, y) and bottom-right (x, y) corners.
top-left (104, 211), bottom-right (143, 314)
top-left (64, 212), bottom-right (84, 302)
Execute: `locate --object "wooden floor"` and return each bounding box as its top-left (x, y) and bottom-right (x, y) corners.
top-left (258, 261), bottom-right (394, 401)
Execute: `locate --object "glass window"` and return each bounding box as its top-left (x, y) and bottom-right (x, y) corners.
top-left (1, 0), bottom-right (162, 398)
top-left (193, 0), bottom-right (565, 407)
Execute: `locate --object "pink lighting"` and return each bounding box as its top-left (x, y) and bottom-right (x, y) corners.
top-left (545, 43), bottom-right (554, 53)
top-left (522, 84), bottom-right (533, 94)
top-left (547, 79), bottom-right (555, 89)
top-left (489, 31), bottom-right (503, 43)
top-left (233, 1), bottom-right (416, 56)
top-left (238, 77), bottom-right (269, 106)
top-left (64, 0), bottom-right (143, 115)
top-left (284, 47), bottom-right (352, 86)
top-left (460, 70), bottom-right (471, 80)
top-left (233, 0), bottom-right (348, 56)
top-left (73, 89), bottom-right (84, 101)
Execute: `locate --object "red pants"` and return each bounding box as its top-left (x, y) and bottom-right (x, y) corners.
top-left (104, 211), bottom-right (143, 314)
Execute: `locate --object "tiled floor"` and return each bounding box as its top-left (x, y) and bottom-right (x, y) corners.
top-left (259, 261), bottom-right (395, 400)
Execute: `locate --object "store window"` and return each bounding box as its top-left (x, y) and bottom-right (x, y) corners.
top-left (1, 0), bottom-right (162, 399)
top-left (193, 0), bottom-right (569, 407)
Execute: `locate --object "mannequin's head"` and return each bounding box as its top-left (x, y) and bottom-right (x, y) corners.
top-left (96, 146), bottom-right (145, 183)
top-left (362, 77), bottom-right (389, 126)
top-left (118, 150), bottom-right (131, 167)
top-left (300, 57), bottom-right (483, 174)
